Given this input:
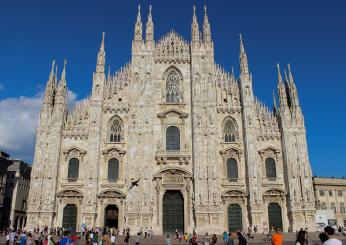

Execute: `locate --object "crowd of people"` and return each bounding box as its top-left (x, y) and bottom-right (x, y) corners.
top-left (1, 225), bottom-right (345, 244)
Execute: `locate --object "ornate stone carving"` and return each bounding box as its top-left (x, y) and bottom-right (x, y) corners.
top-left (63, 147), bottom-right (87, 161)
top-left (155, 30), bottom-right (190, 63)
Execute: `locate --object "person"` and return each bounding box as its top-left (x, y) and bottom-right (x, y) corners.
top-left (110, 233), bottom-right (116, 245)
top-left (20, 232), bottom-right (27, 245)
top-left (6, 232), bottom-right (10, 245)
top-left (135, 232), bottom-right (140, 245)
top-left (254, 225), bottom-right (257, 234)
top-left (175, 229), bottom-right (179, 240)
top-left (227, 232), bottom-right (234, 245)
top-left (323, 226), bottom-right (342, 245)
top-left (271, 228), bottom-right (283, 245)
top-left (319, 232), bottom-right (329, 244)
top-left (204, 232), bottom-right (210, 245)
top-left (211, 234), bottom-right (217, 245)
top-left (295, 230), bottom-right (307, 245)
top-left (183, 233), bottom-right (188, 245)
top-left (26, 233), bottom-right (33, 245)
top-left (237, 232), bottom-right (247, 245)
top-left (191, 232), bottom-right (197, 245)
top-left (144, 228), bottom-right (147, 238)
top-left (223, 231), bottom-right (228, 245)
top-left (166, 234), bottom-right (171, 245)
top-left (9, 230), bottom-right (15, 245)
top-left (124, 230), bottom-right (130, 245)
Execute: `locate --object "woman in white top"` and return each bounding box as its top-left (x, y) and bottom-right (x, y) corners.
top-left (204, 232), bottom-right (210, 245)
top-left (295, 230), bottom-right (307, 245)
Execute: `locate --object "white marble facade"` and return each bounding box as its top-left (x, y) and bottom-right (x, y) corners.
top-left (26, 5), bottom-right (316, 234)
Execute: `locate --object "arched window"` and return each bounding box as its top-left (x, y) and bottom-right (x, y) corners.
top-left (265, 158), bottom-right (277, 178)
top-left (321, 202), bottom-right (327, 210)
top-left (331, 203), bottom-right (336, 213)
top-left (340, 203), bottom-right (345, 214)
top-left (224, 118), bottom-right (238, 142)
top-left (68, 158), bottom-right (79, 180)
top-left (166, 126), bottom-right (180, 151)
top-left (108, 158), bottom-right (119, 181)
top-left (109, 117), bottom-right (123, 142)
top-left (227, 158), bottom-right (238, 180)
top-left (166, 70), bottom-right (180, 103)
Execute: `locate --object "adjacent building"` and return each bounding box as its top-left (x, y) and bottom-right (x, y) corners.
top-left (313, 177), bottom-right (346, 227)
top-left (1, 160), bottom-right (31, 229)
top-left (26, 5), bottom-right (316, 234)
top-left (0, 151), bottom-right (12, 227)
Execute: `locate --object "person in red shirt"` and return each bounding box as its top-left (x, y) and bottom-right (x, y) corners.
top-left (271, 228), bottom-right (283, 245)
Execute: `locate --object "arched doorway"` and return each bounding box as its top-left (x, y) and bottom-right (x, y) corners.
top-left (62, 204), bottom-right (77, 231)
top-left (104, 205), bottom-right (119, 228)
top-left (268, 203), bottom-right (282, 230)
top-left (228, 204), bottom-right (242, 232)
top-left (163, 190), bottom-right (184, 233)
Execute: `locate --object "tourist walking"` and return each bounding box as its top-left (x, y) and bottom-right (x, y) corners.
top-left (323, 226), bottom-right (342, 245)
top-left (203, 232), bottom-right (210, 245)
top-left (227, 232), bottom-right (234, 245)
top-left (223, 231), bottom-right (228, 245)
top-left (271, 228), bottom-right (283, 245)
top-left (211, 234), bottom-right (217, 245)
top-left (110, 233), bottom-right (116, 245)
top-left (295, 230), bottom-right (307, 245)
top-left (124, 230), bottom-right (130, 245)
top-left (166, 234), bottom-right (171, 245)
top-left (237, 232), bottom-right (247, 245)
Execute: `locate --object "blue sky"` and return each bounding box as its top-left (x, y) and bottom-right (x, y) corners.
top-left (0, 0), bottom-right (345, 177)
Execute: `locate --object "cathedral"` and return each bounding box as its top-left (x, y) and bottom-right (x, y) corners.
top-left (27, 5), bottom-right (316, 234)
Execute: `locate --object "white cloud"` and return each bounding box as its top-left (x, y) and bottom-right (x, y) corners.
top-left (0, 90), bottom-right (77, 162)
top-left (0, 83), bottom-right (4, 91)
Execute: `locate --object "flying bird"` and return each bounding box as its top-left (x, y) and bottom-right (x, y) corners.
top-left (129, 178), bottom-right (140, 190)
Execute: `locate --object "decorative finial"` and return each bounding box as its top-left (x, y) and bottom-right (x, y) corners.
top-left (61, 59), bottom-right (67, 81)
top-left (204, 5), bottom-right (207, 14)
top-left (276, 63), bottom-right (283, 83)
top-left (149, 5), bottom-right (152, 12)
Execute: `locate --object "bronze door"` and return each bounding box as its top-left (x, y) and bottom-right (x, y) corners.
top-left (62, 204), bottom-right (77, 231)
top-left (268, 203), bottom-right (283, 229)
top-left (228, 204), bottom-right (243, 232)
top-left (104, 205), bottom-right (119, 228)
top-left (163, 190), bottom-right (184, 233)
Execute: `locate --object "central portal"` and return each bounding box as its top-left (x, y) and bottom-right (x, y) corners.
top-left (163, 190), bottom-right (184, 233)
top-left (104, 205), bottom-right (119, 228)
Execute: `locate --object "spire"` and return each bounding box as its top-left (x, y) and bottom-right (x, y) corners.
top-left (239, 34), bottom-right (249, 74)
top-left (277, 63), bottom-right (283, 84)
top-left (44, 60), bottom-right (56, 105)
top-left (203, 5), bottom-right (211, 43)
top-left (55, 60), bottom-right (67, 105)
top-left (48, 60), bottom-right (55, 82)
top-left (96, 32), bottom-right (106, 74)
top-left (273, 89), bottom-right (278, 113)
top-left (287, 64), bottom-right (300, 107)
top-left (191, 5), bottom-right (200, 43)
top-left (134, 4), bottom-right (143, 42)
top-left (146, 5), bottom-right (154, 45)
top-left (60, 59), bottom-right (67, 84)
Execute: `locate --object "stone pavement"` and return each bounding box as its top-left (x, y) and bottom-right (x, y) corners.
top-left (0, 233), bottom-right (345, 244)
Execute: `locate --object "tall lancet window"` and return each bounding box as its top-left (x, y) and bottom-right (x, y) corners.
top-left (224, 118), bottom-right (238, 142)
top-left (109, 117), bottom-right (123, 142)
top-left (166, 70), bottom-right (180, 103)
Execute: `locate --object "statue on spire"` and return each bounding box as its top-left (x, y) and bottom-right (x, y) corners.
top-left (134, 5), bottom-right (143, 42)
top-left (96, 32), bottom-right (106, 74)
top-left (191, 5), bottom-right (200, 44)
top-left (203, 5), bottom-right (211, 43)
top-left (44, 60), bottom-right (56, 105)
top-left (239, 34), bottom-right (249, 75)
top-left (146, 5), bottom-right (154, 47)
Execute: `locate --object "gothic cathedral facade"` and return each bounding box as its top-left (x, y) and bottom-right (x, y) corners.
top-left (27, 5), bottom-right (316, 234)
